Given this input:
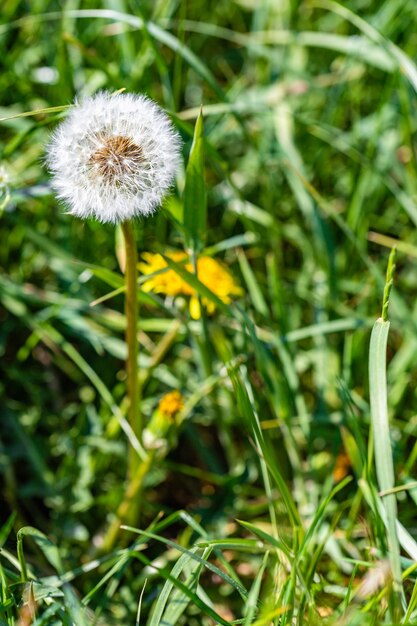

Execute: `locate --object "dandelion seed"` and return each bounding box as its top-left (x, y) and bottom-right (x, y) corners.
top-left (46, 91), bottom-right (181, 223)
top-left (356, 560), bottom-right (391, 599)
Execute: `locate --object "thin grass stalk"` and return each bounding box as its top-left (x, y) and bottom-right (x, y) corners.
top-left (190, 248), bottom-right (213, 378)
top-left (16, 531), bottom-right (28, 583)
top-left (368, 248), bottom-right (405, 616)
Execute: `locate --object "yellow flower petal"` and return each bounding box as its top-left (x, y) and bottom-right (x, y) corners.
top-left (140, 251), bottom-right (243, 315)
top-left (189, 296), bottom-right (201, 320)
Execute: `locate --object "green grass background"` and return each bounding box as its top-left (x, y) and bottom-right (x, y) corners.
top-left (2, 0), bottom-right (417, 624)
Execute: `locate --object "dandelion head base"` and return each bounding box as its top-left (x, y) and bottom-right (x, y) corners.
top-left (89, 135), bottom-right (145, 183)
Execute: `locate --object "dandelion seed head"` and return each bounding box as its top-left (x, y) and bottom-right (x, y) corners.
top-left (46, 91), bottom-right (181, 223)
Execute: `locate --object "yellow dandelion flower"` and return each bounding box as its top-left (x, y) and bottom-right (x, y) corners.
top-left (139, 251), bottom-right (243, 319)
top-left (158, 390), bottom-right (184, 420)
top-left (139, 251), bottom-right (188, 297)
top-left (143, 390), bottom-right (184, 451)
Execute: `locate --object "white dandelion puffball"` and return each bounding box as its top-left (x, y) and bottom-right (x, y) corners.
top-left (47, 91), bottom-right (181, 223)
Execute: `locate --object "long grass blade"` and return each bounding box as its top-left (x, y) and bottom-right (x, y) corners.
top-left (368, 249), bottom-right (405, 614)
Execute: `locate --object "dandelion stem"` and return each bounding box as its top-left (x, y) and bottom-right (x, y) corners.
top-left (121, 220), bottom-right (141, 477)
top-left (101, 451), bottom-right (154, 553)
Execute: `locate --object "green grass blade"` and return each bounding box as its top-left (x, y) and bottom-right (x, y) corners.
top-left (312, 0), bottom-right (417, 92)
top-left (236, 520), bottom-right (291, 559)
top-left (17, 527), bottom-right (63, 578)
top-left (369, 320), bottom-right (403, 593)
top-left (147, 548), bottom-right (200, 626)
top-left (122, 526), bottom-right (248, 600)
top-left (63, 586), bottom-right (88, 626)
top-left (136, 579), bottom-right (147, 626)
top-left (237, 248), bottom-right (268, 317)
top-left (368, 250), bottom-right (405, 612)
top-left (0, 515), bottom-right (16, 550)
top-left (243, 551), bottom-right (269, 626)
top-left (183, 109), bottom-right (206, 253)
top-left (298, 477), bottom-right (352, 561)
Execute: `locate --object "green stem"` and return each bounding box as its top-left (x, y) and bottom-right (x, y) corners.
top-left (16, 531), bottom-right (28, 583)
top-left (100, 221), bottom-right (143, 552)
top-left (121, 220), bottom-right (141, 477)
top-left (101, 451), bottom-right (154, 553)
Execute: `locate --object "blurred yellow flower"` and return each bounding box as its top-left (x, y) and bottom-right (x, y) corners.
top-left (139, 251), bottom-right (243, 319)
top-left (158, 390), bottom-right (184, 420)
top-left (143, 390), bottom-right (184, 451)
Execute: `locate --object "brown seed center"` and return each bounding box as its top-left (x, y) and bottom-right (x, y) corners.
top-left (89, 135), bottom-right (144, 181)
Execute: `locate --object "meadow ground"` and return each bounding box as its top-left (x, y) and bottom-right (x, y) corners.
top-left (2, 1), bottom-right (417, 624)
